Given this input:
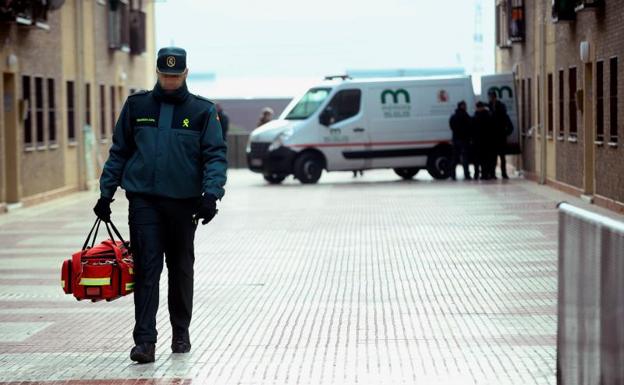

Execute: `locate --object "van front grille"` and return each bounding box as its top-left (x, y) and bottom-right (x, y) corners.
top-left (249, 142), bottom-right (271, 158)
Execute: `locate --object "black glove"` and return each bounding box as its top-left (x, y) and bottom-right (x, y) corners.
top-left (194, 194), bottom-right (218, 225)
top-left (93, 196), bottom-right (114, 222)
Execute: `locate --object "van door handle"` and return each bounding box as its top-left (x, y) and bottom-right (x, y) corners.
top-left (353, 127), bottom-right (365, 132)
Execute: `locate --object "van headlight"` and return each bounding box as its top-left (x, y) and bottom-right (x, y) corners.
top-left (268, 129), bottom-right (293, 151)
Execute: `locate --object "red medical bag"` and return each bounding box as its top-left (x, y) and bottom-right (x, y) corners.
top-left (61, 219), bottom-right (134, 302)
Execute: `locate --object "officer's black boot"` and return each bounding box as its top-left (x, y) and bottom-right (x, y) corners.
top-left (172, 333), bottom-right (191, 353)
top-left (130, 342), bottom-right (155, 363)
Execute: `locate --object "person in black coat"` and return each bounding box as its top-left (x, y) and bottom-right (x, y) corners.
top-left (488, 90), bottom-right (513, 179)
top-left (449, 101), bottom-right (472, 180)
top-left (472, 101), bottom-right (496, 180)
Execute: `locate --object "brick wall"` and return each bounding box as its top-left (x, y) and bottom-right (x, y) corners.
top-left (10, 10), bottom-right (66, 197)
top-left (0, 0), bottom-right (155, 204)
top-left (554, 4), bottom-right (623, 199)
top-left (496, 0), bottom-right (624, 206)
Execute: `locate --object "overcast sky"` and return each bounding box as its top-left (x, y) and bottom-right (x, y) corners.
top-left (154, 0), bottom-right (495, 97)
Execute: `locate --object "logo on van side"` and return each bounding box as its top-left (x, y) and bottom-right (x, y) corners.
top-left (381, 89), bottom-right (411, 118)
top-left (487, 86), bottom-right (513, 99)
top-left (381, 89), bottom-right (411, 104)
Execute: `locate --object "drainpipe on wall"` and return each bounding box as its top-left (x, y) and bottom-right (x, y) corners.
top-left (75, 0), bottom-right (87, 191)
top-left (539, 0), bottom-right (547, 185)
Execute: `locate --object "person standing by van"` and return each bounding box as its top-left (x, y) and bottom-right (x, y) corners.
top-left (488, 90), bottom-right (513, 179)
top-left (257, 107), bottom-right (274, 127)
top-left (472, 101), bottom-right (496, 180)
top-left (449, 101), bottom-right (472, 180)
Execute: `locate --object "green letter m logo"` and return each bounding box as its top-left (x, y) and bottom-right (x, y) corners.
top-left (381, 89), bottom-right (411, 104)
top-left (488, 86), bottom-right (513, 99)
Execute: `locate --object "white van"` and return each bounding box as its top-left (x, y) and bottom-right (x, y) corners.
top-left (246, 74), bottom-right (518, 184)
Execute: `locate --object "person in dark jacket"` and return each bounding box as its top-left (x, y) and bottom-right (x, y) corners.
top-left (472, 101), bottom-right (496, 180)
top-left (449, 101), bottom-right (472, 180)
top-left (488, 90), bottom-right (513, 179)
top-left (257, 107), bottom-right (274, 127)
top-left (93, 47), bottom-right (227, 364)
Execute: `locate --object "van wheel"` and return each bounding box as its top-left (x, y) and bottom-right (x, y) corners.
top-left (427, 150), bottom-right (452, 180)
top-left (394, 167), bottom-right (420, 180)
top-left (264, 174), bottom-right (286, 184)
top-left (294, 153), bottom-right (323, 184)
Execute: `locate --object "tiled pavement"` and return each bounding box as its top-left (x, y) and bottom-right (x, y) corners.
top-left (0, 169), bottom-right (584, 384)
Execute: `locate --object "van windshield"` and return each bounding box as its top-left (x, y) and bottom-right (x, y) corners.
top-left (284, 88), bottom-right (331, 120)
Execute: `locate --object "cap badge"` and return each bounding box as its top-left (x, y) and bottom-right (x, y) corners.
top-left (166, 56), bottom-right (176, 67)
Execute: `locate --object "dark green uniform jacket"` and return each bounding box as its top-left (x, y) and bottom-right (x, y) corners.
top-left (99, 82), bottom-right (227, 200)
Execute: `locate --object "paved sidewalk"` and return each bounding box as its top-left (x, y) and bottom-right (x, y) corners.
top-left (0, 169), bottom-right (571, 384)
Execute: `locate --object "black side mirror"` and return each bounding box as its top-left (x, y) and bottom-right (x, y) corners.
top-left (319, 109), bottom-right (331, 126)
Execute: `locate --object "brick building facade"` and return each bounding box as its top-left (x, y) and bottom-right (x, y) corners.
top-left (496, 0), bottom-right (623, 213)
top-left (0, 0), bottom-right (155, 212)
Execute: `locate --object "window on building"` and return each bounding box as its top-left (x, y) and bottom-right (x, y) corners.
top-left (129, 0), bottom-right (146, 55)
top-left (67, 81), bottom-right (76, 143)
top-left (496, 2), bottom-right (511, 48)
top-left (569, 67), bottom-right (578, 137)
top-left (559, 69), bottom-right (565, 138)
top-left (32, 1), bottom-right (50, 25)
top-left (47, 78), bottom-right (56, 144)
top-left (596, 61), bottom-right (604, 142)
top-left (510, 0), bottom-right (525, 42)
top-left (575, 0), bottom-right (605, 11)
top-left (609, 57), bottom-right (618, 143)
top-left (100, 85), bottom-right (107, 140)
top-left (108, 0), bottom-right (130, 50)
top-left (34, 77), bottom-right (45, 146)
top-left (552, 0), bottom-right (576, 22)
top-left (12, 2), bottom-right (34, 24)
top-left (85, 83), bottom-right (92, 126)
top-left (325, 89), bottom-right (362, 123)
top-left (547, 73), bottom-right (553, 137)
top-left (110, 86), bottom-right (116, 132)
top-left (22, 76), bottom-right (33, 148)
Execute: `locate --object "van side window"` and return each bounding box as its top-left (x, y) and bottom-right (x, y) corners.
top-left (326, 89), bottom-right (361, 123)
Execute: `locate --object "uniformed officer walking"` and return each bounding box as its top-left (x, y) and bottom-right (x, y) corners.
top-left (93, 47), bottom-right (227, 364)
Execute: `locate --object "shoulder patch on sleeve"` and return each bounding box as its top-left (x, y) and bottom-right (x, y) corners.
top-left (128, 89), bottom-right (150, 98)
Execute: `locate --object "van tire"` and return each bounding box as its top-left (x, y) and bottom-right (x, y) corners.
top-left (393, 167), bottom-right (420, 180)
top-left (426, 150), bottom-right (452, 180)
top-left (294, 152), bottom-right (323, 184)
top-left (264, 174), bottom-right (286, 184)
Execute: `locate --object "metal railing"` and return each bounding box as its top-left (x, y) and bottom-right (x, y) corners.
top-left (557, 202), bottom-right (624, 385)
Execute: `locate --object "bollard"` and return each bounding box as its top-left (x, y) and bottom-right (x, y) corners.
top-left (557, 202), bottom-right (624, 385)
